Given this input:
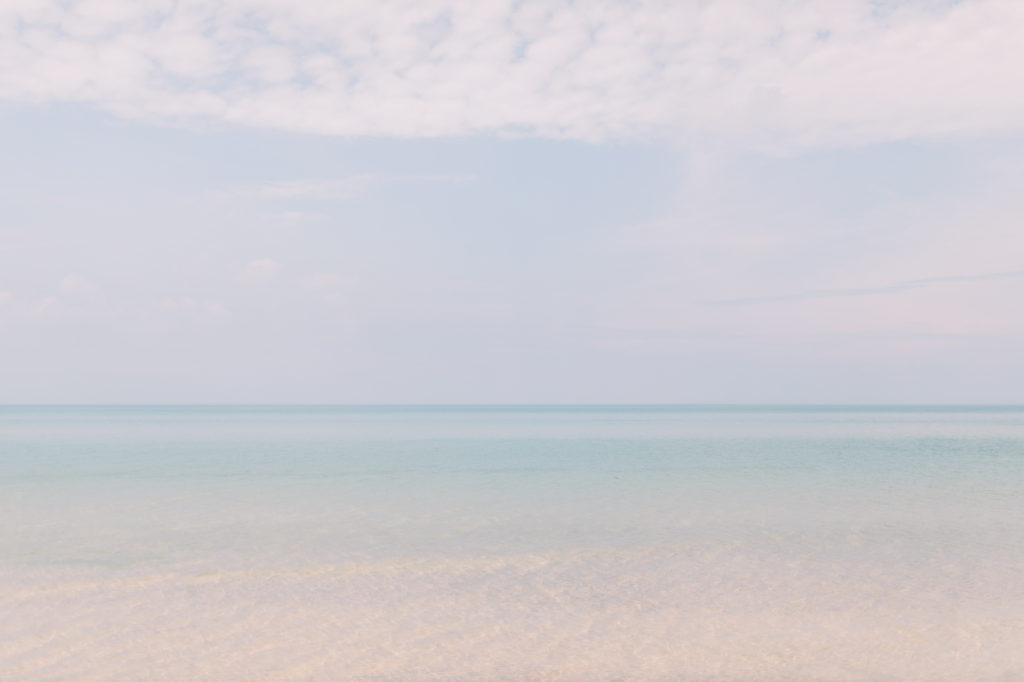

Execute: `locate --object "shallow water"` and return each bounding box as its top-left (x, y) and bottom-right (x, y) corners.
top-left (2, 406), bottom-right (1023, 680)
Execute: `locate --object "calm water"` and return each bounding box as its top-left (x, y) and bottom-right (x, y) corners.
top-left (2, 405), bottom-right (1023, 680)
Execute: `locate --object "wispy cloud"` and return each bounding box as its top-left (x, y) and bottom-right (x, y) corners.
top-left (234, 174), bottom-right (475, 200)
top-left (2, 1), bottom-right (1023, 146)
top-left (711, 268), bottom-right (1024, 306)
top-left (58, 273), bottom-right (97, 296)
top-left (238, 175), bottom-right (379, 201)
top-left (239, 258), bottom-right (281, 284)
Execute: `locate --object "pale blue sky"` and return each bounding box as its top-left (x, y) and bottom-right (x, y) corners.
top-left (2, 1), bottom-right (1024, 403)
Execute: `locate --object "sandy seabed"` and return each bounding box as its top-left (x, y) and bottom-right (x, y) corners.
top-left (3, 546), bottom-right (1022, 681)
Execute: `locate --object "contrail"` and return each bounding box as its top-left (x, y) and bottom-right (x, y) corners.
top-left (710, 268), bottom-right (1024, 306)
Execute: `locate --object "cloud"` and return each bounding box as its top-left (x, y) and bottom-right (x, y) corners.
top-left (33, 296), bottom-right (59, 318)
top-left (2, 0), bottom-right (1023, 147)
top-left (241, 175), bottom-right (380, 201)
top-left (159, 296), bottom-right (197, 312)
top-left (236, 174), bottom-right (475, 200)
top-left (22, 274), bottom-right (105, 319)
top-left (58, 273), bottom-right (97, 296)
top-left (239, 258), bottom-right (281, 283)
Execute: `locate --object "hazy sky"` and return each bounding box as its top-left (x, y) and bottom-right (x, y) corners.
top-left (2, 0), bottom-right (1024, 403)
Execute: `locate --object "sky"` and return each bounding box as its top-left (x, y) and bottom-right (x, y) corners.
top-left (2, 0), bottom-right (1024, 403)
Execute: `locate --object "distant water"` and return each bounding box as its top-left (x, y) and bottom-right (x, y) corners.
top-left (2, 405), bottom-right (1023, 680)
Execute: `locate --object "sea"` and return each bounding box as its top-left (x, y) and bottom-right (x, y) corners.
top-left (1, 405), bottom-right (1023, 681)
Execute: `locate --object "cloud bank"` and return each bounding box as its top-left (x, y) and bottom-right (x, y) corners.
top-left (3, 0), bottom-right (1023, 146)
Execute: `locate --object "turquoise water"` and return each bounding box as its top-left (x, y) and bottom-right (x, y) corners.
top-left (2, 406), bottom-right (1024, 680)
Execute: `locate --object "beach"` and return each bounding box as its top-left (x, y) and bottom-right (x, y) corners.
top-left (2, 406), bottom-right (1023, 680)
